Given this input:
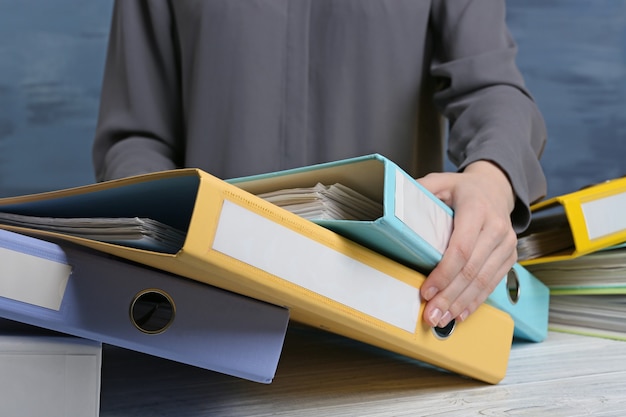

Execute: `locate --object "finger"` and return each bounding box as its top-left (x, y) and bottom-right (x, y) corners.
top-left (423, 242), bottom-right (490, 327)
top-left (446, 242), bottom-right (517, 325)
top-left (416, 174), bottom-right (453, 205)
top-left (422, 201), bottom-right (513, 326)
top-left (433, 217), bottom-right (518, 327)
top-left (421, 212), bottom-right (484, 326)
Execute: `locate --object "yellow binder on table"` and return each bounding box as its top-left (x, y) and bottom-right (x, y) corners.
top-left (0, 169), bottom-right (514, 384)
top-left (518, 176), bottom-right (626, 266)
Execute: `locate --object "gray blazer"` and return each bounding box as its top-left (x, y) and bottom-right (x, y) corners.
top-left (93, 0), bottom-right (547, 230)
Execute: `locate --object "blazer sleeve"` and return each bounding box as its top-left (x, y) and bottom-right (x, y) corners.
top-left (429, 0), bottom-right (547, 232)
top-left (92, 0), bottom-right (182, 182)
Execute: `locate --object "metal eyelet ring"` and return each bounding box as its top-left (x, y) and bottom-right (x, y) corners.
top-left (507, 268), bottom-right (521, 305)
top-left (432, 319), bottom-right (456, 340)
top-left (130, 289), bottom-right (176, 335)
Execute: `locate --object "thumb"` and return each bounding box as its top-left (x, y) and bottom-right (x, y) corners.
top-left (416, 172), bottom-right (455, 206)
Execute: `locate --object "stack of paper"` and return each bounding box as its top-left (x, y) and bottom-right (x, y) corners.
top-left (547, 295), bottom-right (626, 341)
top-left (526, 244), bottom-right (626, 340)
top-left (0, 211), bottom-right (185, 253)
top-left (257, 182), bottom-right (382, 221)
top-left (516, 211), bottom-right (575, 261)
top-left (526, 244), bottom-right (626, 289)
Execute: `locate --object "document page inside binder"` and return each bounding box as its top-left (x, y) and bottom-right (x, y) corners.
top-left (212, 200), bottom-right (421, 333)
top-left (0, 175), bottom-right (200, 253)
top-left (393, 169), bottom-right (452, 255)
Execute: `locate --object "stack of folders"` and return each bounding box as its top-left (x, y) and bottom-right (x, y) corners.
top-left (518, 176), bottom-right (626, 341)
top-left (230, 153), bottom-right (551, 343)
top-left (0, 167), bottom-right (515, 384)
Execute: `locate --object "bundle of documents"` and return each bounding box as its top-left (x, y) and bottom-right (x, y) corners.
top-left (526, 244), bottom-right (626, 341)
top-left (516, 211), bottom-right (575, 261)
top-left (0, 211), bottom-right (185, 253)
top-left (0, 166), bottom-right (515, 384)
top-left (547, 295), bottom-right (626, 341)
top-left (257, 182), bottom-right (382, 221)
top-left (526, 244), bottom-right (626, 290)
top-left (519, 176), bottom-right (626, 340)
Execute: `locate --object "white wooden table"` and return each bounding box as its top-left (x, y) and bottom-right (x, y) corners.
top-left (100, 325), bottom-right (626, 416)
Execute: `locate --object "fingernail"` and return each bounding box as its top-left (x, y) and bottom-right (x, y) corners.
top-left (423, 287), bottom-right (438, 301)
top-left (459, 309), bottom-right (469, 322)
top-left (438, 311), bottom-right (452, 328)
top-left (428, 308), bottom-right (442, 325)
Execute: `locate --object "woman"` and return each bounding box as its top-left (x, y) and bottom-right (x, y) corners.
top-left (93, 0), bottom-right (547, 329)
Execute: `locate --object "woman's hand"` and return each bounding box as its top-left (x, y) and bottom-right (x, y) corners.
top-left (417, 160), bottom-right (518, 328)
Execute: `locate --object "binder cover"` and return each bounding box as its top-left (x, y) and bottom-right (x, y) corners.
top-left (0, 169), bottom-right (514, 384)
top-left (231, 153), bottom-right (549, 342)
top-left (519, 176), bottom-right (626, 266)
top-left (0, 229), bottom-right (289, 384)
top-left (0, 319), bottom-right (101, 417)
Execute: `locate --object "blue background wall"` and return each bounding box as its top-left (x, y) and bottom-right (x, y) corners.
top-left (0, 0), bottom-right (110, 197)
top-left (0, 0), bottom-right (625, 199)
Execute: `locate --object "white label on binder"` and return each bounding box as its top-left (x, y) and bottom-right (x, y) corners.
top-left (0, 247), bottom-right (71, 310)
top-left (394, 169), bottom-right (453, 255)
top-left (213, 200), bottom-right (420, 333)
top-left (582, 192), bottom-right (626, 240)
